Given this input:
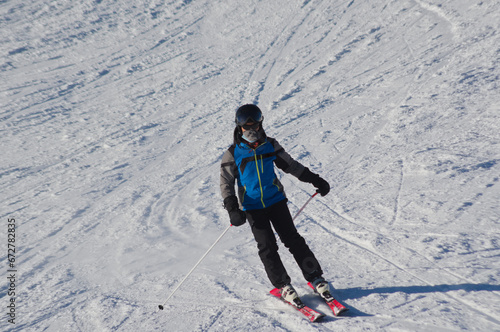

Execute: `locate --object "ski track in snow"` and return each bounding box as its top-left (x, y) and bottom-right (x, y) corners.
top-left (1, 0), bottom-right (500, 331)
top-left (309, 198), bottom-right (500, 325)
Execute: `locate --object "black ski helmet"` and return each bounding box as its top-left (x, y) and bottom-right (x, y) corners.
top-left (235, 104), bottom-right (263, 126)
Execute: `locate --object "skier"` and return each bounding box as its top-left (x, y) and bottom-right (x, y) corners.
top-left (220, 104), bottom-right (332, 306)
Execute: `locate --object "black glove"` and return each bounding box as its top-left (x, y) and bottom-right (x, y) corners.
top-left (299, 168), bottom-right (330, 196)
top-left (312, 176), bottom-right (330, 196)
top-left (224, 196), bottom-right (247, 226)
top-left (229, 209), bottom-right (247, 226)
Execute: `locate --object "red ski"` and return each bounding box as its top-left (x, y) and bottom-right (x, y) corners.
top-left (307, 282), bottom-right (348, 316)
top-left (269, 288), bottom-right (325, 322)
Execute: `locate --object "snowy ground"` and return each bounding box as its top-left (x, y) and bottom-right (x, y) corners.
top-left (1, 0), bottom-right (499, 331)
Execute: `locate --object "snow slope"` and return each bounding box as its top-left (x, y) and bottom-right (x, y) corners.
top-left (1, 0), bottom-right (499, 331)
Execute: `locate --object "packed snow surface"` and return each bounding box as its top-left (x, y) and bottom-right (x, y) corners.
top-left (1, 0), bottom-right (499, 331)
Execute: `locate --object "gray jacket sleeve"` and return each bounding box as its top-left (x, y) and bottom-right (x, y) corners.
top-left (270, 138), bottom-right (306, 178)
top-left (220, 148), bottom-right (237, 202)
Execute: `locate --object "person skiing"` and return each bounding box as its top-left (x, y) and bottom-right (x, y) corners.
top-left (220, 104), bottom-right (333, 307)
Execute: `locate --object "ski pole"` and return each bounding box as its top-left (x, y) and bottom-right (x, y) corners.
top-left (292, 192), bottom-right (318, 222)
top-left (158, 224), bottom-right (232, 311)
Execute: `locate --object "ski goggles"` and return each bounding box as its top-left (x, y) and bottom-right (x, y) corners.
top-left (235, 109), bottom-right (263, 127)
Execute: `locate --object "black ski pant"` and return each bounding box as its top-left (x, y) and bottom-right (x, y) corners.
top-left (246, 199), bottom-right (323, 289)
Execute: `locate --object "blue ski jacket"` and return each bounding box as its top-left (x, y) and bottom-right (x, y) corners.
top-left (220, 128), bottom-right (307, 211)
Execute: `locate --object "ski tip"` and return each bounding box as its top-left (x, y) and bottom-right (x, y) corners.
top-left (312, 313), bottom-right (326, 322)
top-left (270, 288), bottom-right (281, 297)
top-left (335, 306), bottom-right (349, 316)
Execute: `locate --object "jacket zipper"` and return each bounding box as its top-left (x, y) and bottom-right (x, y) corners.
top-left (254, 151), bottom-right (266, 208)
